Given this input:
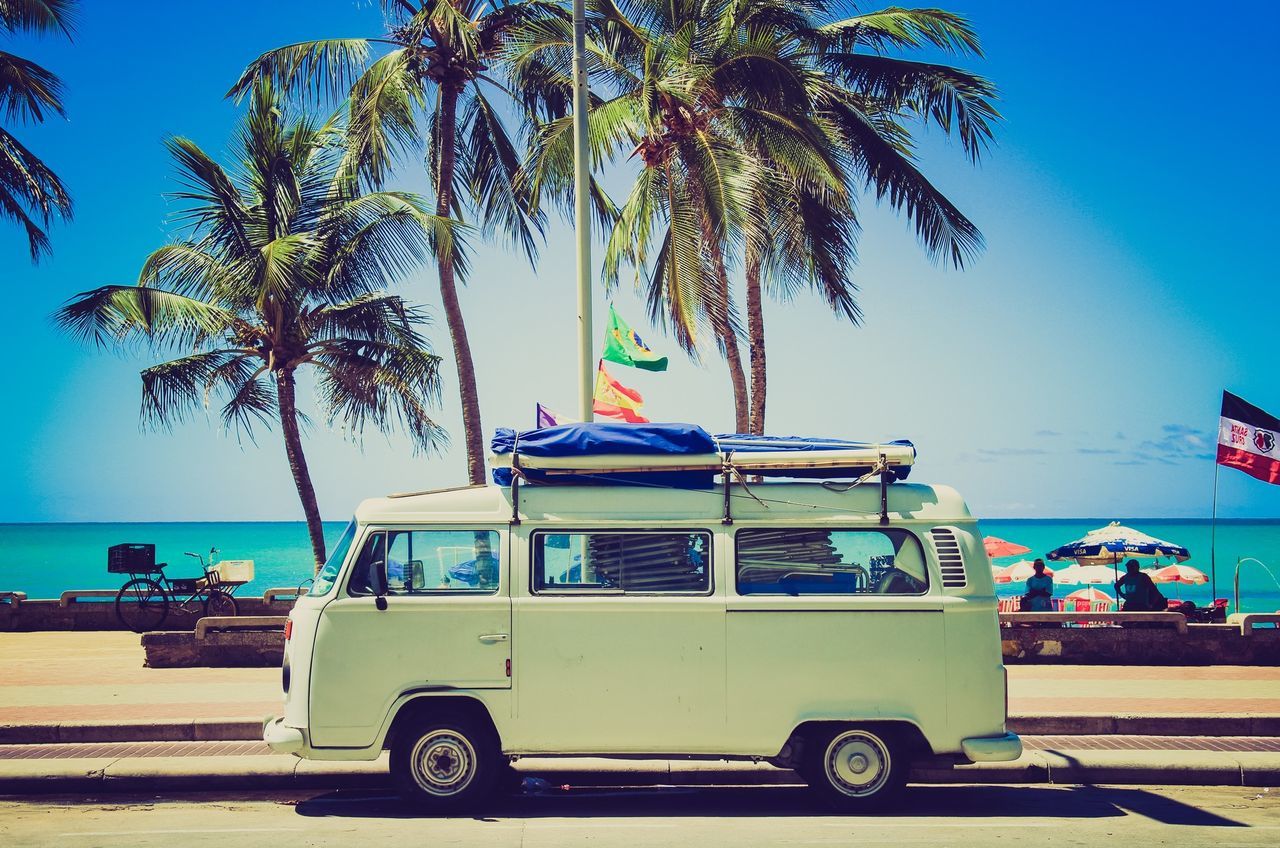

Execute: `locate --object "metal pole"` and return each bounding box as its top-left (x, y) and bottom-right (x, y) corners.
top-left (1210, 461), bottom-right (1220, 601)
top-left (572, 0), bottom-right (593, 422)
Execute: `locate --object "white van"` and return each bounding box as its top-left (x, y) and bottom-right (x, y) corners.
top-left (264, 428), bottom-right (1020, 811)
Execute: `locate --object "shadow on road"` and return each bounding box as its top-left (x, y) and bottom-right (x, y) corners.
top-left (293, 783), bottom-right (1247, 826)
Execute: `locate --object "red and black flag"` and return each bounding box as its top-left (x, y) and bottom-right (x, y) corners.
top-left (1218, 391), bottom-right (1280, 485)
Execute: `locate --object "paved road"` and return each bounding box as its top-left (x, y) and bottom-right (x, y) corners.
top-left (1, 784), bottom-right (1277, 847)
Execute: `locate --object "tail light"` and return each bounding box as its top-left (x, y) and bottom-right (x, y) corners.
top-left (284, 618), bottom-right (293, 641)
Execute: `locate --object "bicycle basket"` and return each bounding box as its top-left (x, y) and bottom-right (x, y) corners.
top-left (108, 543), bottom-right (157, 574)
top-left (210, 560), bottom-right (254, 585)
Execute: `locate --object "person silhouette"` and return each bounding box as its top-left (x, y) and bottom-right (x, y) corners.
top-left (1115, 559), bottom-right (1163, 612)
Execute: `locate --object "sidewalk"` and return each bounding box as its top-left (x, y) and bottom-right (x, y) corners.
top-left (3, 632), bottom-right (1278, 731)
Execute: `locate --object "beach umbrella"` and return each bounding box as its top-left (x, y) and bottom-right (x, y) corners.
top-left (1144, 563), bottom-right (1208, 601)
top-left (1052, 564), bottom-right (1120, 585)
top-left (1145, 564), bottom-right (1208, 585)
top-left (1047, 521), bottom-right (1190, 584)
top-left (1063, 586), bottom-right (1115, 609)
top-left (1046, 522), bottom-right (1190, 566)
top-left (984, 536), bottom-right (1032, 559)
top-left (993, 560), bottom-right (1053, 584)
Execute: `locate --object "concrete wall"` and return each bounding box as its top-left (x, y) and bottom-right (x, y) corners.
top-left (1002, 623), bottom-right (1280, 665)
top-left (142, 630), bottom-right (285, 668)
top-left (0, 596), bottom-right (296, 632)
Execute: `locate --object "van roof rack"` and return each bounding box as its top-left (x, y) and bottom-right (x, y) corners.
top-left (490, 424), bottom-right (915, 527)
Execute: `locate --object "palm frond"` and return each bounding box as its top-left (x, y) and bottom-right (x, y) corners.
top-left (818, 7), bottom-right (983, 56)
top-left (824, 92), bottom-right (984, 267)
top-left (313, 338), bottom-right (447, 453)
top-left (459, 85), bottom-right (543, 263)
top-left (55, 285), bottom-right (240, 350)
top-left (0, 0), bottom-right (76, 37)
top-left (0, 50), bottom-right (65, 123)
top-left (138, 350), bottom-right (260, 431)
top-left (342, 48), bottom-right (424, 188)
top-left (820, 52), bottom-right (999, 160)
top-left (227, 39), bottom-right (373, 102)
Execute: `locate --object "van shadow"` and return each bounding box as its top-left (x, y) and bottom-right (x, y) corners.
top-left (292, 783), bottom-right (1247, 826)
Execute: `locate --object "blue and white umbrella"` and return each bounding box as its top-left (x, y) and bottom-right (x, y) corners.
top-left (1047, 521), bottom-right (1190, 570)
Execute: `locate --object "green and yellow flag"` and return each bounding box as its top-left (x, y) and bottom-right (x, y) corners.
top-left (602, 306), bottom-right (668, 372)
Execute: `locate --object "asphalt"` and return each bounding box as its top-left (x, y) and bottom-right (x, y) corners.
top-left (5, 785), bottom-right (1279, 848)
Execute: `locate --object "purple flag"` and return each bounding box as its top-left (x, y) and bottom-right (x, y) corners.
top-left (536, 403), bottom-right (575, 428)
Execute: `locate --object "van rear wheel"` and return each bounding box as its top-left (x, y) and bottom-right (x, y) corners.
top-left (390, 713), bottom-right (499, 812)
top-left (803, 726), bottom-right (907, 812)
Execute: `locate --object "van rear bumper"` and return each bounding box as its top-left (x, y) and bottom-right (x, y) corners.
top-left (263, 715), bottom-right (305, 755)
top-left (960, 732), bottom-right (1023, 763)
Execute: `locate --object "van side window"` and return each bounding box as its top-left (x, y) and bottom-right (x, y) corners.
top-left (533, 531), bottom-right (710, 594)
top-left (348, 530), bottom-right (500, 596)
top-left (735, 529), bottom-right (928, 595)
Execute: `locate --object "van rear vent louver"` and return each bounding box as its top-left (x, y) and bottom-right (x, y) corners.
top-left (929, 528), bottom-right (967, 588)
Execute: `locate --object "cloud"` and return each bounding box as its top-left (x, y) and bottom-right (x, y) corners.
top-left (1035, 429), bottom-right (1062, 437)
top-left (1114, 431), bottom-right (1126, 440)
top-left (1137, 424), bottom-right (1213, 462)
top-left (978, 448), bottom-right (1049, 456)
top-left (1078, 448), bottom-right (1121, 455)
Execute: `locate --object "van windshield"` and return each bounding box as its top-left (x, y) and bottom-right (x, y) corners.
top-left (310, 520), bottom-right (357, 597)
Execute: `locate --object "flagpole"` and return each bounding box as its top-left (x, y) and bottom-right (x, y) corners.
top-left (572, 0), bottom-right (593, 422)
top-left (1210, 460), bottom-right (1220, 602)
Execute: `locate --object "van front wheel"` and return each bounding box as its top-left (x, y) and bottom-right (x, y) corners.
top-left (390, 714), bottom-right (499, 812)
top-left (804, 727), bottom-right (907, 812)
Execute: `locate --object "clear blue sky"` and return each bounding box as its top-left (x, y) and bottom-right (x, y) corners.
top-left (3, 0), bottom-right (1278, 522)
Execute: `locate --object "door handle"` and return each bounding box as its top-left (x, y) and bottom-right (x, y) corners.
top-left (478, 633), bottom-right (509, 643)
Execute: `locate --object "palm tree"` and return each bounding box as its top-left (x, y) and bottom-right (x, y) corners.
top-left (515, 1), bottom-right (997, 434)
top-left (515, 0), bottom-right (847, 432)
top-left (56, 83), bottom-right (456, 571)
top-left (2, 0), bottom-right (75, 261)
top-left (228, 1), bottom-right (559, 486)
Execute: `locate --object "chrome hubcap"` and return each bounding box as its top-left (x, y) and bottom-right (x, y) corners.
top-left (825, 731), bottom-right (890, 797)
top-left (410, 731), bottom-right (476, 796)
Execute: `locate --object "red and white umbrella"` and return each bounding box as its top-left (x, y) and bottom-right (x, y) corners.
top-left (1145, 564), bottom-right (1208, 585)
top-left (1063, 586), bottom-right (1115, 608)
top-left (993, 560), bottom-right (1052, 584)
top-left (984, 536), bottom-right (1032, 559)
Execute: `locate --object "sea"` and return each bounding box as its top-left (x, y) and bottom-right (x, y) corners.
top-left (1, 519), bottom-right (1278, 613)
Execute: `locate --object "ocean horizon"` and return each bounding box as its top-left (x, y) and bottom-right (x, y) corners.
top-left (2, 518), bottom-right (1278, 613)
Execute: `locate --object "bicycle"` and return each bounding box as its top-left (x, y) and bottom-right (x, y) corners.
top-left (113, 547), bottom-right (240, 633)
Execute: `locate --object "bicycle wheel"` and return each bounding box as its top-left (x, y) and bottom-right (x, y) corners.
top-left (116, 578), bottom-right (169, 633)
top-left (202, 589), bottom-right (238, 618)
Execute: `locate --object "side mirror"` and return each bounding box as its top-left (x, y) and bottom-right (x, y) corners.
top-left (371, 559), bottom-right (388, 610)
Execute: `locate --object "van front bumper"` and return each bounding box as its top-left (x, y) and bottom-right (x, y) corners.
top-left (961, 732), bottom-right (1023, 763)
top-left (263, 715), bottom-right (305, 756)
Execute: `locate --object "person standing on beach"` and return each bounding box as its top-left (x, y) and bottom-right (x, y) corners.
top-left (1023, 559), bottom-right (1054, 611)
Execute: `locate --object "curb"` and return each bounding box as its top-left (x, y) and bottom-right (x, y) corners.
top-left (1, 753), bottom-right (1278, 796)
top-left (4, 714), bottom-right (1278, 746)
top-left (0, 718), bottom-right (266, 745)
top-left (1010, 714), bottom-right (1280, 737)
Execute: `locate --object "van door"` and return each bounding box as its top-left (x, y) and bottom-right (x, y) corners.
top-left (309, 527), bottom-right (510, 749)
top-left (510, 528), bottom-right (725, 753)
top-left (724, 526), bottom-right (947, 753)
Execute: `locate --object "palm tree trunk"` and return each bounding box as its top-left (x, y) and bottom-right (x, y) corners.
top-left (710, 247), bottom-right (750, 434)
top-left (745, 254), bottom-right (766, 436)
top-left (682, 151), bottom-right (750, 432)
top-left (435, 83), bottom-right (486, 486)
top-left (276, 368), bottom-right (327, 572)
